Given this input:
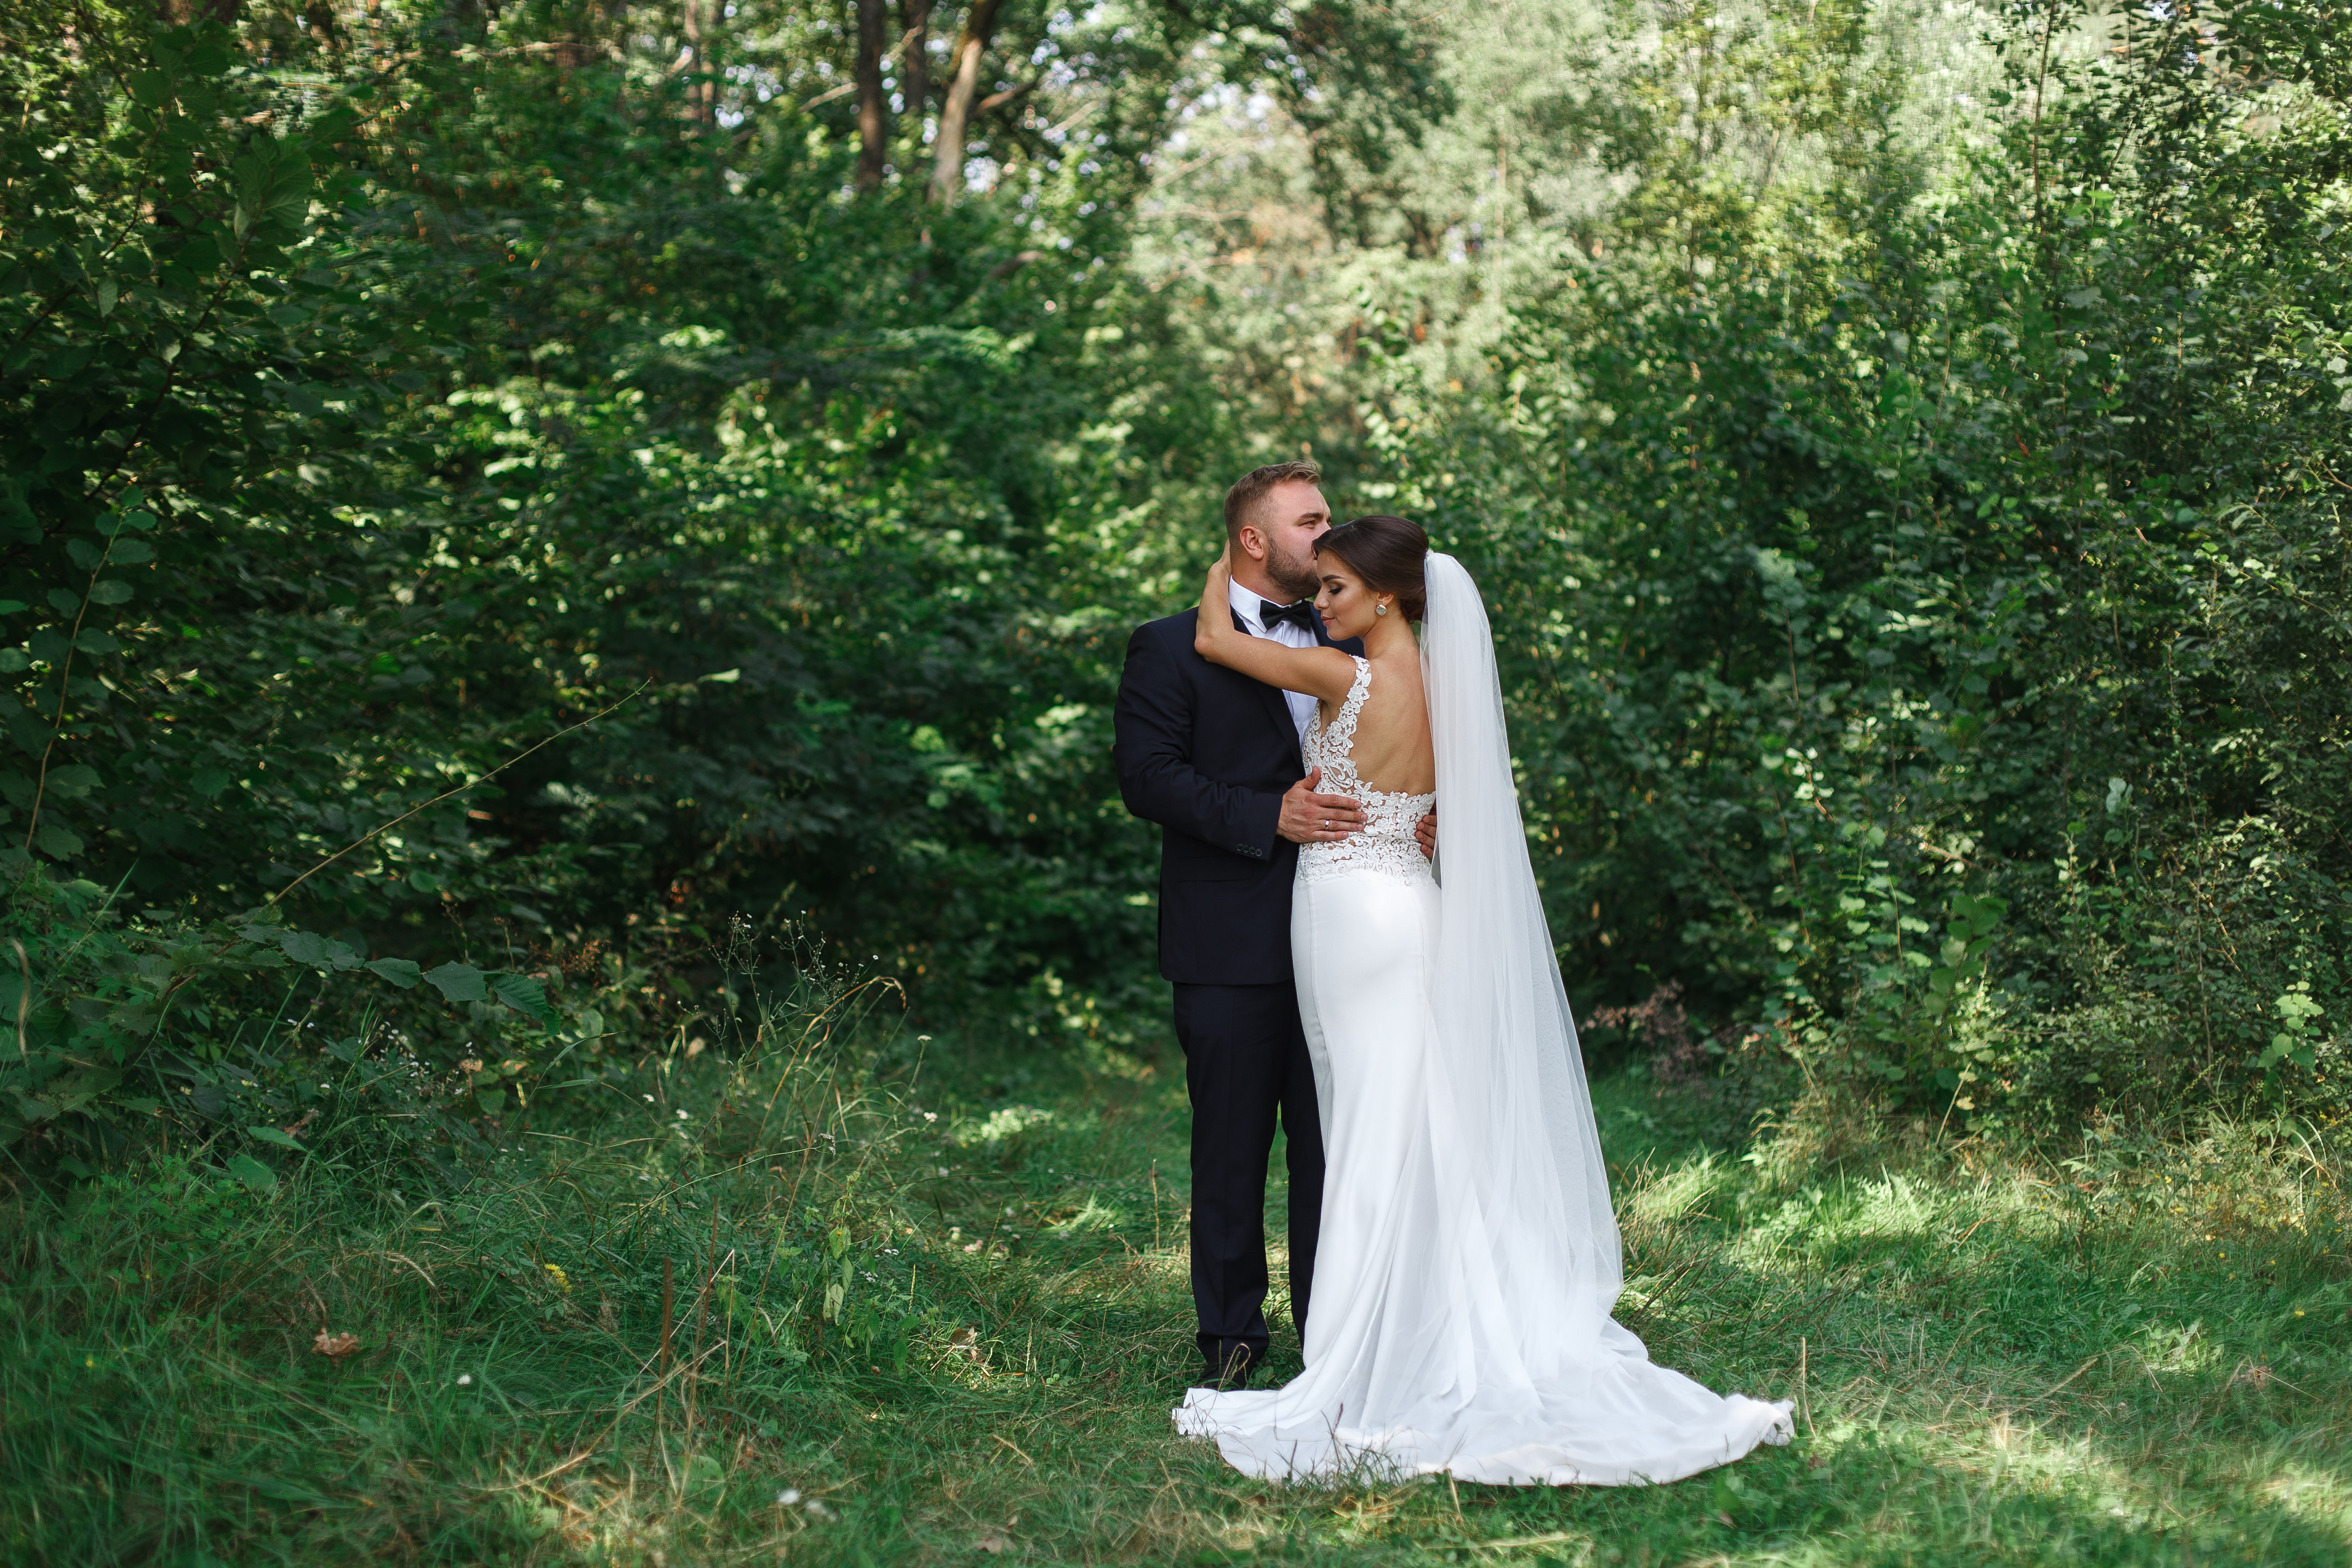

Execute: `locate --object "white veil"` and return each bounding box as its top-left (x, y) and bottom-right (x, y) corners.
top-left (1419, 552), bottom-right (1622, 1366)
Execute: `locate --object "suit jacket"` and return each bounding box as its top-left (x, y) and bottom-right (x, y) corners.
top-left (1112, 605), bottom-right (1362, 985)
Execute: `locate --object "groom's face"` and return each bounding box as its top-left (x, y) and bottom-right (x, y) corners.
top-left (1241, 481), bottom-right (1332, 602)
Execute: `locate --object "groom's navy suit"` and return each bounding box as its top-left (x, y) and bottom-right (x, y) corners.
top-left (1113, 603), bottom-right (1359, 1377)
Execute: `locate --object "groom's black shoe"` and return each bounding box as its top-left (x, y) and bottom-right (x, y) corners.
top-left (1203, 1341), bottom-right (1259, 1389)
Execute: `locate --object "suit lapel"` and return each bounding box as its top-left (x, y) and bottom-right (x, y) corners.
top-left (1227, 607), bottom-right (1304, 761)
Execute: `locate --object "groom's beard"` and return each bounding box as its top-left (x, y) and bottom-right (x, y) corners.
top-left (1266, 541), bottom-right (1321, 603)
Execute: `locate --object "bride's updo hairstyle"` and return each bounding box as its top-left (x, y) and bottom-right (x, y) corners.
top-left (1313, 514), bottom-right (1430, 621)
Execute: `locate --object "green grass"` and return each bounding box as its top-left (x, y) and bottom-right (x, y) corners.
top-left (6, 1021), bottom-right (2352, 1566)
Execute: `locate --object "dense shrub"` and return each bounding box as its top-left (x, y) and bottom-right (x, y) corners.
top-left (1369, 0), bottom-right (2352, 1123)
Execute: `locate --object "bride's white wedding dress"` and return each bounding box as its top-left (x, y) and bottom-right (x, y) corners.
top-left (1172, 556), bottom-right (1791, 1486)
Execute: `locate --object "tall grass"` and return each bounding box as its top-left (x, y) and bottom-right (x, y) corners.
top-left (6, 978), bottom-right (2352, 1563)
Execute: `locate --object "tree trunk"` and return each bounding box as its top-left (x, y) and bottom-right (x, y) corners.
top-left (900, 0), bottom-right (931, 130)
top-left (928, 0), bottom-right (1005, 205)
top-left (681, 0), bottom-right (705, 124)
top-left (855, 0), bottom-right (891, 188)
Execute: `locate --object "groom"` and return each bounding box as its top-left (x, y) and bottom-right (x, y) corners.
top-left (1111, 460), bottom-right (1370, 1386)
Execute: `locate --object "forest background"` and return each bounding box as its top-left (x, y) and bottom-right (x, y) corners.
top-left (5, 0), bottom-right (2352, 1562)
top-left (6, 0), bottom-right (2347, 1157)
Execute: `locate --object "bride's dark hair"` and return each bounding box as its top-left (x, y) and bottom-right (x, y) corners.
top-left (1313, 515), bottom-right (1429, 621)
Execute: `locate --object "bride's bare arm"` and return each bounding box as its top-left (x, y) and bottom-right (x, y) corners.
top-left (1193, 549), bottom-right (1357, 703)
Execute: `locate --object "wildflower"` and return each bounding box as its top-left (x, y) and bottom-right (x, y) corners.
top-left (457, 1374), bottom-right (473, 1386)
top-left (544, 1264), bottom-right (571, 1294)
top-left (777, 1488), bottom-right (802, 1506)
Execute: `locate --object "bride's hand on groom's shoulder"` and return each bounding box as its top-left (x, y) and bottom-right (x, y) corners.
top-left (1193, 547), bottom-right (1234, 656)
top-left (1278, 767), bottom-right (1368, 844)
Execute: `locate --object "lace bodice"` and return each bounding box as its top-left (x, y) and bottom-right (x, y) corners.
top-left (1298, 656), bottom-right (1436, 888)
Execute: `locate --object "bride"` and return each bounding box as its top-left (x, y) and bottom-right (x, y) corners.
top-left (1172, 515), bottom-right (1792, 1486)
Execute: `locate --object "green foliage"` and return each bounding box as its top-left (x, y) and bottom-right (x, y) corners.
top-left (5, 0), bottom-right (2349, 1182)
top-left (1348, 0), bottom-right (2352, 1123)
top-left (1, 0), bottom-right (1393, 1169)
top-left (0, 859), bottom-right (632, 1177)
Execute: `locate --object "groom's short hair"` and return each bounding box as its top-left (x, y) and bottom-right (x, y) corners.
top-left (1224, 460), bottom-right (1323, 549)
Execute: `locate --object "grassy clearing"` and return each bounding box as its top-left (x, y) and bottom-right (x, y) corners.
top-left (6, 1014), bottom-right (2352, 1566)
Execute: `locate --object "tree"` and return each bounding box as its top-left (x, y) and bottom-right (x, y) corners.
top-left (928, 0), bottom-right (1005, 203)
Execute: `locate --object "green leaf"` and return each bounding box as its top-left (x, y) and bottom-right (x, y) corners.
top-left (96, 280), bottom-right (119, 318)
top-left (227, 1155), bottom-right (277, 1192)
top-left (34, 823), bottom-right (83, 860)
top-left (492, 972), bottom-right (558, 1028)
top-left (74, 631), bottom-right (122, 656)
top-left (0, 601), bottom-right (24, 614)
top-left (0, 650), bottom-right (26, 673)
top-left (279, 930), bottom-right (360, 971)
top-left (88, 581), bottom-right (134, 606)
top-left (190, 768), bottom-right (233, 797)
top-left (424, 962), bottom-right (487, 1003)
top-left (128, 69), bottom-right (170, 108)
top-left (44, 765), bottom-right (100, 800)
top-left (475, 1087), bottom-right (506, 1115)
top-left (248, 1125), bottom-right (304, 1150)
top-left (366, 957), bottom-right (422, 989)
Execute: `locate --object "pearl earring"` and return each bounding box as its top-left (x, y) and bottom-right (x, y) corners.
top-left (1376, 602), bottom-right (1389, 616)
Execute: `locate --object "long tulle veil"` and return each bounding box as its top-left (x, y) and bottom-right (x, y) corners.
top-left (1419, 552), bottom-right (1624, 1366)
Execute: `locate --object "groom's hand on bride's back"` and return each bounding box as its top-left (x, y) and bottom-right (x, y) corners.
top-left (1415, 808), bottom-right (1436, 860)
top-left (1278, 767), bottom-right (1368, 844)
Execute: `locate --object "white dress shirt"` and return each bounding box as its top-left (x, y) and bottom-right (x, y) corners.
top-left (1227, 576), bottom-right (1318, 741)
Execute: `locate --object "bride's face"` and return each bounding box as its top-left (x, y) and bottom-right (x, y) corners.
top-left (1313, 556), bottom-right (1377, 641)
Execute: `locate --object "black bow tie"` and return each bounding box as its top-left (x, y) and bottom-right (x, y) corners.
top-left (1258, 598), bottom-right (1317, 634)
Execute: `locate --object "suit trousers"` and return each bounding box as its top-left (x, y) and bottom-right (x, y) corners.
top-left (1173, 980), bottom-right (1325, 1374)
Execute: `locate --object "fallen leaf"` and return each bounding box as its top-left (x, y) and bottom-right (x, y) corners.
top-left (975, 1531), bottom-right (1013, 1554)
top-left (313, 1330), bottom-right (361, 1359)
